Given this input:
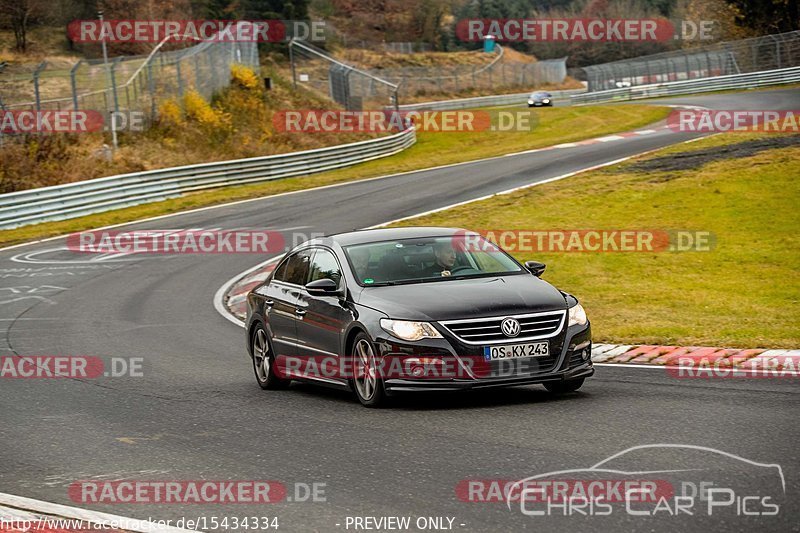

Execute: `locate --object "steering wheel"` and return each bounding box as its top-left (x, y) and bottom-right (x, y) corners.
top-left (449, 265), bottom-right (477, 275)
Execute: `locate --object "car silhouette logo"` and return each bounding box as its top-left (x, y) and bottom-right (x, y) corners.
top-left (501, 318), bottom-right (521, 337)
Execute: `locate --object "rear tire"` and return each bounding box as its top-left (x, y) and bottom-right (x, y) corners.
top-left (543, 378), bottom-right (584, 394)
top-left (251, 324), bottom-right (290, 390)
top-left (350, 332), bottom-right (386, 407)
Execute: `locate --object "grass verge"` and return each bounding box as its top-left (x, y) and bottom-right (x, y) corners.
top-left (391, 133), bottom-right (800, 349)
top-left (0, 104), bottom-right (668, 248)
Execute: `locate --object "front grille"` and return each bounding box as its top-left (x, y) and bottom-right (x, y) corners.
top-left (440, 310), bottom-right (566, 345)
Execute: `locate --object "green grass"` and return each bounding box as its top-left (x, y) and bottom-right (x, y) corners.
top-left (391, 133), bottom-right (800, 349)
top-left (0, 104), bottom-right (668, 247)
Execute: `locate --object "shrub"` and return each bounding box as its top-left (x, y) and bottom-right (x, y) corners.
top-left (157, 99), bottom-right (183, 127)
top-left (230, 64), bottom-right (260, 90)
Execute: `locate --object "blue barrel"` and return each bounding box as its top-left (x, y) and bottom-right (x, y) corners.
top-left (483, 35), bottom-right (496, 53)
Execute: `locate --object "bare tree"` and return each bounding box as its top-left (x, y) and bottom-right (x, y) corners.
top-left (0, 0), bottom-right (45, 52)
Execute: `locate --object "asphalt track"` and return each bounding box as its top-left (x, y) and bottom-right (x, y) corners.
top-left (0, 89), bottom-right (798, 532)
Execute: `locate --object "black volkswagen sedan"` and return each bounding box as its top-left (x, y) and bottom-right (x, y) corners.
top-left (245, 227), bottom-right (592, 407)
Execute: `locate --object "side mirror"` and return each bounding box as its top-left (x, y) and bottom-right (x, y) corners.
top-left (305, 278), bottom-right (340, 295)
top-left (524, 260), bottom-right (546, 277)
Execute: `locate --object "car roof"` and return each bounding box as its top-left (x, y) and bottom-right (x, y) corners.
top-left (327, 226), bottom-right (471, 246)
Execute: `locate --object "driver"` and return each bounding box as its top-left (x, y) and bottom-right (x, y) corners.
top-left (422, 241), bottom-right (457, 277)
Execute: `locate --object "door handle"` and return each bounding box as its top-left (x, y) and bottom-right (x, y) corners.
top-left (295, 308), bottom-right (306, 316)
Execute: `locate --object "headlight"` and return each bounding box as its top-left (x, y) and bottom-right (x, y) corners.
top-left (568, 303), bottom-right (588, 326)
top-left (380, 319), bottom-right (443, 341)
top-left (527, 100), bottom-right (534, 104)
top-left (542, 98), bottom-right (550, 104)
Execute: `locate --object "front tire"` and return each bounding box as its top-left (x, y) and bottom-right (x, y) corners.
top-left (350, 333), bottom-right (386, 407)
top-left (543, 378), bottom-right (584, 394)
top-left (251, 324), bottom-right (290, 390)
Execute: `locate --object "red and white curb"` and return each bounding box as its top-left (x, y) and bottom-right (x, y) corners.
top-left (216, 257), bottom-right (282, 326)
top-left (0, 492), bottom-right (194, 532)
top-left (592, 343), bottom-right (799, 372)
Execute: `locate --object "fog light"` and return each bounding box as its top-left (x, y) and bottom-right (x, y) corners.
top-left (583, 348), bottom-right (592, 360)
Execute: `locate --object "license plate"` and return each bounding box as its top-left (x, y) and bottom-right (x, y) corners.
top-left (483, 342), bottom-right (549, 360)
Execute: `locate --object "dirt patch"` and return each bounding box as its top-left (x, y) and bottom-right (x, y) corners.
top-left (625, 135), bottom-right (800, 176)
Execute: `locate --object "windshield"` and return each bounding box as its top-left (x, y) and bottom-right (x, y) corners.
top-left (343, 235), bottom-right (524, 286)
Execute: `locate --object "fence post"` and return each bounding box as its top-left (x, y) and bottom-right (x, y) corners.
top-left (110, 58), bottom-right (121, 148)
top-left (772, 35), bottom-right (781, 68)
top-left (176, 54), bottom-right (184, 97)
top-left (194, 54), bottom-right (202, 94)
top-left (33, 61), bottom-right (47, 112)
top-left (289, 40), bottom-right (297, 89)
top-left (70, 60), bottom-right (83, 111)
top-left (147, 62), bottom-right (156, 119)
top-left (0, 95), bottom-right (4, 147)
top-left (209, 46), bottom-right (219, 91)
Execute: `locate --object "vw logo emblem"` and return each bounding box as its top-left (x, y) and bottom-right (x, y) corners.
top-left (500, 318), bottom-right (521, 337)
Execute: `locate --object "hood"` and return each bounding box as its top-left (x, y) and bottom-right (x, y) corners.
top-left (355, 274), bottom-right (567, 321)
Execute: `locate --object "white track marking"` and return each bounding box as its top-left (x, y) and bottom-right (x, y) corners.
top-left (212, 255), bottom-right (284, 327)
top-left (593, 362), bottom-right (668, 369)
top-left (10, 247), bottom-right (138, 265)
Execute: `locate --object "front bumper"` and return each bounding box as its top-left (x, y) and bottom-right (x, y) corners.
top-left (374, 322), bottom-right (592, 393)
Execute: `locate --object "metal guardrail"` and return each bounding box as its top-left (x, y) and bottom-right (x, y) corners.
top-left (397, 88), bottom-right (587, 111)
top-left (582, 30), bottom-right (800, 92)
top-left (0, 128), bottom-right (416, 230)
top-left (571, 67), bottom-right (800, 105)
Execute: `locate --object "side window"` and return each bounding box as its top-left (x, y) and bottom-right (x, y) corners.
top-left (272, 257), bottom-right (290, 282)
top-left (308, 249), bottom-right (342, 287)
top-left (282, 250), bottom-right (313, 285)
